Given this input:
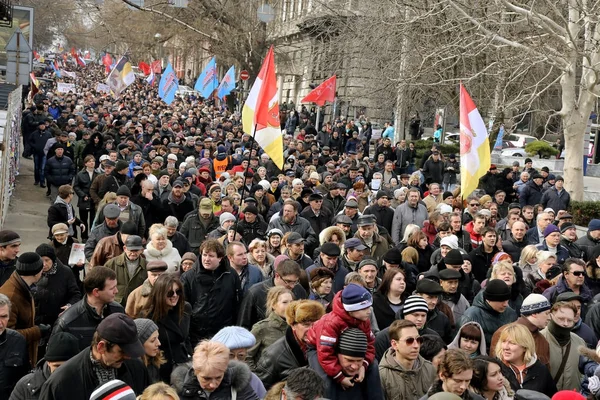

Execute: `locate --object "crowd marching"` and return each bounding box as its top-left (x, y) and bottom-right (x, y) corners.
top-left (0, 60), bottom-right (597, 400)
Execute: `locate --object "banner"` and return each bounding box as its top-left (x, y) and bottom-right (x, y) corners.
top-left (217, 65), bottom-right (236, 100)
top-left (96, 83), bottom-right (110, 93)
top-left (194, 57), bottom-right (218, 99)
top-left (57, 82), bottom-right (75, 93)
top-left (158, 63), bottom-right (179, 105)
top-left (106, 56), bottom-right (135, 96)
top-left (61, 70), bottom-right (77, 79)
top-left (493, 124), bottom-right (505, 150)
top-left (151, 60), bottom-right (161, 74)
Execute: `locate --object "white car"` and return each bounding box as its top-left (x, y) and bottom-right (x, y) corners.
top-left (505, 134), bottom-right (538, 148)
top-left (175, 85), bottom-right (199, 97)
top-left (501, 147), bottom-right (527, 157)
top-left (444, 132), bottom-right (460, 144)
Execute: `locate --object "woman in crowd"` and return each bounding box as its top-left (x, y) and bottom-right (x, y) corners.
top-left (171, 341), bottom-right (258, 400)
top-left (144, 224), bottom-right (182, 273)
top-left (126, 260), bottom-right (168, 317)
top-left (134, 318), bottom-right (166, 383)
top-left (487, 261), bottom-right (523, 314)
top-left (408, 230), bottom-right (435, 273)
top-left (319, 226), bottom-right (346, 250)
top-left (470, 356), bottom-right (513, 400)
top-left (494, 322), bottom-right (556, 397)
top-left (180, 252), bottom-right (197, 273)
top-left (308, 267), bottom-right (335, 310)
top-left (141, 273), bottom-right (192, 382)
top-left (266, 229), bottom-right (283, 258)
top-left (248, 239), bottom-right (275, 278)
top-left (48, 222), bottom-right (84, 286)
top-left (138, 382), bottom-right (180, 400)
top-left (524, 251), bottom-right (559, 294)
top-left (448, 321), bottom-right (486, 358)
top-left (247, 287), bottom-right (293, 370)
top-left (255, 300), bottom-right (325, 389)
top-left (373, 268), bottom-right (407, 330)
top-left (518, 245), bottom-right (539, 277)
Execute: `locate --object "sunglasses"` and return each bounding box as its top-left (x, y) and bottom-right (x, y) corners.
top-left (167, 289), bottom-right (182, 298)
top-left (469, 203), bottom-right (479, 207)
top-left (571, 271), bottom-right (585, 277)
top-left (400, 336), bottom-right (423, 345)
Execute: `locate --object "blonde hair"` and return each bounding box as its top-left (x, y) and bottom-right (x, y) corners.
top-left (138, 382), bottom-right (180, 400)
top-left (192, 341), bottom-right (230, 375)
top-left (149, 224), bottom-right (168, 240)
top-left (537, 250), bottom-right (557, 265)
top-left (266, 286), bottom-right (292, 317)
top-left (518, 245), bottom-right (540, 267)
top-left (401, 246), bottom-right (419, 265)
top-left (248, 238), bottom-right (267, 252)
top-left (491, 261), bottom-right (516, 284)
top-left (402, 224), bottom-right (420, 243)
top-left (494, 323), bottom-right (536, 365)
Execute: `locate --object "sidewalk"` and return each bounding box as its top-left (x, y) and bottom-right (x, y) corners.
top-left (4, 157), bottom-right (55, 252)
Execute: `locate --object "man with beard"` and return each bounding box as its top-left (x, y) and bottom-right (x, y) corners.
top-left (40, 314), bottom-right (148, 399)
top-left (268, 200), bottom-right (317, 254)
top-left (180, 197), bottom-right (219, 253)
top-left (162, 180), bottom-right (194, 227)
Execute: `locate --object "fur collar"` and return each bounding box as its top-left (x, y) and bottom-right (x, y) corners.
top-left (171, 360), bottom-right (252, 394)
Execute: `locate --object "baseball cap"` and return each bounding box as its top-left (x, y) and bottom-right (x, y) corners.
top-left (345, 238), bottom-right (367, 251)
top-left (287, 232), bottom-right (304, 244)
top-left (96, 314), bottom-right (145, 357)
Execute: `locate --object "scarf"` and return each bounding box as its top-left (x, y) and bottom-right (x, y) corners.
top-left (167, 190), bottom-right (186, 205)
top-left (90, 352), bottom-right (117, 385)
top-left (548, 319), bottom-right (572, 346)
top-left (55, 196), bottom-right (75, 236)
top-left (43, 262), bottom-right (58, 276)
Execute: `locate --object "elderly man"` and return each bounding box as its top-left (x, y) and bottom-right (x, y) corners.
top-left (391, 188), bottom-right (428, 245)
top-left (306, 243), bottom-right (350, 294)
top-left (164, 216), bottom-right (191, 256)
top-left (84, 204), bottom-right (123, 260)
top-left (268, 199), bottom-right (317, 253)
top-left (207, 212), bottom-right (236, 239)
top-left (341, 238), bottom-right (368, 272)
top-left (180, 197), bottom-right (220, 254)
top-left (520, 172), bottom-right (544, 207)
top-left (104, 236), bottom-right (147, 307)
top-left (125, 260), bottom-right (168, 318)
top-left (300, 193), bottom-right (332, 237)
top-left (525, 212), bottom-right (554, 245)
top-left (354, 215), bottom-right (390, 260)
top-left (89, 221), bottom-right (138, 268)
top-left (536, 224), bottom-right (570, 266)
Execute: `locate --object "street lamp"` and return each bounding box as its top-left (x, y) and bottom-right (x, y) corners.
top-left (154, 33), bottom-right (163, 66)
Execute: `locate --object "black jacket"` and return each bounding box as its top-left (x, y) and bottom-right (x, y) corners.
top-left (38, 348), bottom-right (149, 399)
top-left (181, 259), bottom-right (241, 345)
top-left (254, 326), bottom-right (308, 389)
top-left (425, 308), bottom-right (452, 344)
top-left (237, 278), bottom-right (307, 330)
top-left (469, 246), bottom-right (499, 283)
top-left (46, 201), bottom-right (81, 238)
top-left (237, 218), bottom-right (268, 245)
top-left (9, 360), bottom-right (49, 400)
top-left (34, 261), bottom-right (81, 326)
top-left (163, 197), bottom-right (195, 227)
top-left (51, 297), bottom-right (125, 351)
top-left (0, 329), bottom-right (28, 400)
top-left (0, 259), bottom-right (16, 287)
top-left (44, 156), bottom-right (75, 187)
top-left (28, 129), bottom-right (52, 155)
top-left (99, 170), bottom-right (129, 198)
top-left (503, 237), bottom-right (528, 263)
top-left (372, 291), bottom-right (399, 331)
top-left (300, 207), bottom-right (332, 237)
top-left (363, 205), bottom-right (395, 234)
top-left (130, 193), bottom-right (163, 236)
top-left (519, 180), bottom-right (543, 207)
top-left (560, 237), bottom-right (586, 259)
top-left (168, 231), bottom-right (192, 256)
top-left (500, 357), bottom-right (557, 398)
top-left (73, 169), bottom-right (98, 210)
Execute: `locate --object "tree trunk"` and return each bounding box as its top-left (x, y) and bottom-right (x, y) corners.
top-left (562, 112), bottom-right (587, 201)
top-left (394, 80), bottom-right (407, 141)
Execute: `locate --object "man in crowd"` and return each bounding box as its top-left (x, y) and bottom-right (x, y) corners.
top-left (502, 220), bottom-right (528, 262)
top-left (543, 258), bottom-right (593, 310)
top-left (226, 241), bottom-right (263, 294)
top-left (354, 215), bottom-right (390, 260)
top-left (85, 204), bottom-right (123, 260)
top-left (104, 235), bottom-right (147, 307)
top-left (0, 230), bottom-right (20, 286)
top-left (391, 188), bottom-right (428, 245)
top-left (577, 219), bottom-right (600, 261)
top-left (180, 197), bottom-right (220, 253)
top-left (0, 293), bottom-right (28, 398)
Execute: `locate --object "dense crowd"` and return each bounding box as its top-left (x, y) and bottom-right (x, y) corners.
top-left (0, 63), bottom-right (597, 400)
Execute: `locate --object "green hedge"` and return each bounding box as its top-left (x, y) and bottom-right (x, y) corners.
top-left (412, 140), bottom-right (460, 160)
top-left (570, 201), bottom-right (600, 226)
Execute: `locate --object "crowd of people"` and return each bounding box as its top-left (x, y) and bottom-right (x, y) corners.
top-left (0, 62), bottom-right (597, 400)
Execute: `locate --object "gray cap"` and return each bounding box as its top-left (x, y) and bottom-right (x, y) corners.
top-left (124, 235), bottom-right (143, 250)
top-left (345, 199), bottom-right (359, 208)
top-left (334, 215), bottom-right (353, 225)
top-left (104, 204), bottom-right (121, 219)
top-left (357, 214), bottom-right (376, 227)
top-left (287, 232), bottom-right (305, 244)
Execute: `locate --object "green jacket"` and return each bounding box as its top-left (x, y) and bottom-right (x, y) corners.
top-left (104, 253), bottom-right (147, 306)
top-left (247, 312), bottom-right (288, 372)
top-left (379, 350), bottom-right (436, 400)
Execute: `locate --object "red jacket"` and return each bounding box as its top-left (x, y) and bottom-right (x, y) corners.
top-left (422, 221), bottom-right (437, 245)
top-left (305, 291), bottom-right (375, 382)
top-left (464, 221), bottom-right (483, 249)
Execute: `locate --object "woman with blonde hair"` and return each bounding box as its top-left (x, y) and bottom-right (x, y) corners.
top-left (144, 224), bottom-right (182, 273)
top-left (518, 245), bottom-right (539, 276)
top-left (138, 382), bottom-right (180, 400)
top-left (495, 322), bottom-right (556, 396)
top-left (248, 238), bottom-right (275, 278)
top-left (247, 286), bottom-right (293, 370)
top-left (397, 223), bottom-right (420, 253)
top-left (488, 260), bottom-right (523, 313)
top-left (172, 341), bottom-right (258, 400)
top-left (524, 250), bottom-right (559, 294)
top-left (225, 183), bottom-right (238, 197)
top-left (91, 191), bottom-right (117, 229)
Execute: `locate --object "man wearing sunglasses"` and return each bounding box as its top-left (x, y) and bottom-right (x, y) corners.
top-left (380, 319), bottom-right (436, 400)
top-left (542, 258), bottom-right (592, 317)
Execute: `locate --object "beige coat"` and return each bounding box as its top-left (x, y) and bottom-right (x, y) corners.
top-left (125, 279), bottom-right (152, 317)
top-left (540, 327), bottom-right (585, 391)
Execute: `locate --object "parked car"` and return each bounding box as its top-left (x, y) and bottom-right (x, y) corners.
top-left (505, 134), bottom-right (538, 148)
top-left (501, 147), bottom-right (527, 157)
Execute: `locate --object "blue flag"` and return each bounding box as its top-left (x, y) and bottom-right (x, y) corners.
top-left (158, 63), bottom-right (179, 105)
top-left (194, 57), bottom-right (218, 98)
top-left (217, 65), bottom-right (236, 100)
top-left (52, 63), bottom-right (61, 78)
top-left (493, 124), bottom-right (505, 150)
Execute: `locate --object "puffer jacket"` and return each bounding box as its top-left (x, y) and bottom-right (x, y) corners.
top-left (305, 291), bottom-right (375, 382)
top-left (379, 350), bottom-right (436, 400)
top-left (9, 360), bottom-right (50, 400)
top-left (171, 361), bottom-right (259, 400)
top-left (44, 156), bottom-right (75, 186)
top-left (448, 321), bottom-right (487, 356)
top-left (459, 291), bottom-right (517, 353)
top-left (0, 329), bottom-right (28, 400)
top-left (180, 258), bottom-right (241, 345)
top-left (247, 312), bottom-right (288, 371)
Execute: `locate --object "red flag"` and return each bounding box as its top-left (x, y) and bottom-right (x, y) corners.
top-left (151, 60), bottom-right (162, 74)
top-left (70, 47), bottom-right (77, 58)
top-left (33, 50), bottom-right (39, 60)
top-left (138, 61), bottom-right (151, 75)
top-left (301, 75), bottom-right (336, 106)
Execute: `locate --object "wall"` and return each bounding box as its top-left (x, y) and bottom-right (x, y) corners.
top-left (0, 87), bottom-right (22, 227)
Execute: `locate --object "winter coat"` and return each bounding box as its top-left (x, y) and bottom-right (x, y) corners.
top-left (144, 240), bottom-right (181, 274)
top-left (519, 180), bottom-right (543, 207)
top-left (180, 213), bottom-right (219, 253)
top-left (540, 327), bottom-right (585, 392)
top-left (237, 278), bottom-right (307, 330)
top-left (573, 317), bottom-right (598, 348)
top-left (181, 258), bottom-right (241, 345)
top-left (443, 160), bottom-right (459, 185)
top-left (171, 361), bottom-right (258, 400)
top-left (130, 193), bottom-right (163, 235)
top-left (104, 253), bottom-right (147, 306)
top-left (363, 205), bottom-right (395, 238)
top-left (536, 241), bottom-right (570, 266)
top-left (305, 292), bottom-right (375, 382)
top-left (478, 172), bottom-right (499, 195)
top-left (503, 237), bottom-right (528, 263)
top-left (419, 379), bottom-right (485, 400)
top-left (51, 296), bottom-right (125, 351)
top-left (379, 350), bottom-right (436, 400)
top-left (499, 355), bottom-right (556, 398)
top-left (99, 171), bottom-right (128, 198)
top-left (9, 361), bottom-right (50, 400)
top-left (267, 215), bottom-right (318, 251)
top-left (84, 221), bottom-right (122, 260)
top-left (34, 261), bottom-right (81, 326)
top-left (89, 233), bottom-right (123, 268)
top-left (577, 232), bottom-right (600, 261)
top-left (425, 307), bottom-right (453, 344)
top-left (0, 272), bottom-right (40, 367)
top-left (237, 218), bottom-right (268, 245)
top-left (170, 231), bottom-right (192, 257)
top-left (541, 187), bottom-right (571, 214)
top-left (372, 291), bottom-right (401, 331)
top-left (300, 207), bottom-right (333, 236)
top-left (46, 200), bottom-right (81, 238)
top-left (28, 129), bottom-right (52, 155)
top-left (254, 326), bottom-right (307, 389)
top-left (448, 321), bottom-right (487, 356)
top-left (95, 201), bottom-right (146, 238)
top-left (73, 169), bottom-right (98, 210)
top-left (442, 292), bottom-right (471, 327)
top-left (391, 202), bottom-right (429, 245)
top-left (469, 245), bottom-right (499, 283)
top-left (542, 275), bottom-right (593, 315)
top-left (38, 348), bottom-right (149, 400)
top-left (422, 158), bottom-right (444, 184)
top-left (238, 264), bottom-right (265, 295)
top-left (125, 279), bottom-right (152, 317)
top-left (247, 312), bottom-right (288, 371)
top-left (305, 259), bottom-right (349, 295)
top-left (0, 329), bottom-right (28, 400)
top-left (561, 237), bottom-right (586, 260)
top-left (460, 291), bottom-right (518, 353)
top-left (44, 156), bottom-right (75, 187)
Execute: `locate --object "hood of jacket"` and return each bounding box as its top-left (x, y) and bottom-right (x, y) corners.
top-left (448, 321), bottom-right (487, 356)
top-left (145, 239), bottom-right (175, 257)
top-left (319, 226), bottom-right (346, 247)
top-left (171, 360), bottom-right (252, 394)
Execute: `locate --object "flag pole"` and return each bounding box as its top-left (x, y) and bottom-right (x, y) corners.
top-left (233, 124), bottom-right (259, 230)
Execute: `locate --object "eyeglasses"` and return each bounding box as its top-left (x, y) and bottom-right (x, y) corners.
top-left (571, 271), bottom-right (585, 277)
top-left (399, 336), bottom-right (423, 345)
top-left (279, 275), bottom-right (299, 286)
top-left (167, 289), bottom-right (182, 297)
top-left (469, 203), bottom-right (479, 207)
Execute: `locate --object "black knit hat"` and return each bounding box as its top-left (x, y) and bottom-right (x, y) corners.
top-left (35, 243), bottom-right (56, 262)
top-left (0, 230), bottom-right (20, 247)
top-left (16, 252), bottom-right (43, 276)
top-left (45, 332), bottom-right (79, 361)
top-left (115, 160), bottom-right (129, 172)
top-left (383, 248), bottom-right (402, 265)
top-left (120, 221), bottom-right (138, 235)
top-left (483, 279), bottom-right (511, 302)
top-left (444, 249), bottom-right (464, 266)
top-left (116, 185), bottom-right (131, 197)
top-left (337, 327), bottom-right (368, 358)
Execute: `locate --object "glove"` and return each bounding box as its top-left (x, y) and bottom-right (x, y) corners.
top-left (590, 375), bottom-right (600, 394)
top-left (38, 324), bottom-right (51, 338)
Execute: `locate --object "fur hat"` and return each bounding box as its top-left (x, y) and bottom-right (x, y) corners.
top-left (285, 300), bottom-right (325, 325)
